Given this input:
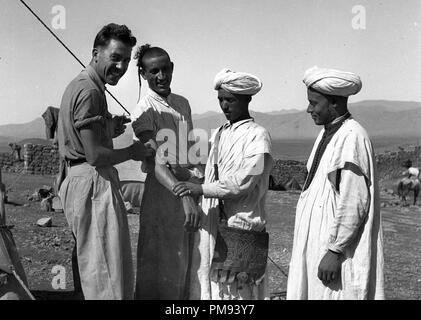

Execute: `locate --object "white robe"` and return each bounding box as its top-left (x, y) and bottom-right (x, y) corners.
top-left (132, 89), bottom-right (203, 299)
top-left (189, 119), bottom-right (273, 300)
top-left (287, 118), bottom-right (385, 300)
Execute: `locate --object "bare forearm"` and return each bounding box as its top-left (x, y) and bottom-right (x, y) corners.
top-left (142, 137), bottom-right (180, 191)
top-left (87, 145), bottom-right (132, 167)
top-left (80, 125), bottom-right (153, 167)
top-left (154, 162), bottom-right (179, 192)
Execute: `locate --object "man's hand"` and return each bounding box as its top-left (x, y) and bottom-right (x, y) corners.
top-left (169, 164), bottom-right (192, 181)
top-left (172, 181), bottom-right (203, 198)
top-left (318, 250), bottom-right (342, 285)
top-left (129, 141), bottom-right (155, 161)
top-left (181, 196), bottom-right (200, 232)
top-left (112, 115), bottom-right (131, 138)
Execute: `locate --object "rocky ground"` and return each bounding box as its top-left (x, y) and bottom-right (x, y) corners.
top-left (1, 172), bottom-right (420, 300)
top-left (266, 190), bottom-right (421, 300)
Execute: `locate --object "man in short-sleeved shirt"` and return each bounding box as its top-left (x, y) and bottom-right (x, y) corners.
top-left (58, 65), bottom-right (113, 159)
top-left (57, 24), bottom-right (153, 300)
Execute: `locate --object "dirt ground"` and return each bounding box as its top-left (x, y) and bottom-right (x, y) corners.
top-left (1, 172), bottom-right (420, 300)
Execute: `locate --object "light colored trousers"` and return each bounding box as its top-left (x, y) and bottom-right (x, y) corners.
top-left (59, 163), bottom-right (134, 300)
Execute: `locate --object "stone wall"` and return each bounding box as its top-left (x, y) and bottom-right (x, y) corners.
top-left (2, 142), bottom-right (420, 183)
top-left (0, 152), bottom-right (24, 173)
top-left (270, 145), bottom-right (421, 190)
top-left (23, 143), bottom-right (60, 175)
top-left (270, 159), bottom-right (307, 189)
top-left (0, 143), bottom-right (60, 176)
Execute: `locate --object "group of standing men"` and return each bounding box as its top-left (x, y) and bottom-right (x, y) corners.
top-left (57, 23), bottom-right (384, 300)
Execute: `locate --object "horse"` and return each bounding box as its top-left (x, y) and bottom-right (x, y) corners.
top-left (397, 177), bottom-right (420, 206)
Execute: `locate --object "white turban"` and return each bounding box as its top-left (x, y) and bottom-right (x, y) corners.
top-left (214, 68), bottom-right (262, 95)
top-left (303, 66), bottom-right (362, 97)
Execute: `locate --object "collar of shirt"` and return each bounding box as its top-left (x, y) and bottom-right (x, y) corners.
top-left (85, 65), bottom-right (106, 93)
top-left (147, 88), bottom-right (172, 107)
top-left (222, 117), bottom-right (254, 131)
top-left (324, 112), bottom-right (351, 133)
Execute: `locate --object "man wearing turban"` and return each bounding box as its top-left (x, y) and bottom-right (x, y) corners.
top-left (287, 66), bottom-right (385, 300)
top-left (213, 68), bottom-right (263, 96)
top-left (172, 68), bottom-right (274, 300)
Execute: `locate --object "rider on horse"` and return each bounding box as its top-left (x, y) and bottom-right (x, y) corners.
top-left (398, 159), bottom-right (420, 206)
top-left (402, 160), bottom-right (420, 184)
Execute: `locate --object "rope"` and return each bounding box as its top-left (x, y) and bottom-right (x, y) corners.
top-left (267, 256), bottom-right (288, 299)
top-left (11, 269), bottom-right (36, 300)
top-left (268, 255), bottom-right (288, 278)
top-left (18, 0), bottom-right (130, 116)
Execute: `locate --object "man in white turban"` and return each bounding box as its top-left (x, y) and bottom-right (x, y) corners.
top-left (172, 68), bottom-right (274, 300)
top-left (286, 66), bottom-right (384, 300)
top-left (213, 68), bottom-right (263, 96)
top-left (303, 66), bottom-right (362, 97)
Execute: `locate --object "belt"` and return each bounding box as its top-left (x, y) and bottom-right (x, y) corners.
top-left (67, 158), bottom-right (87, 167)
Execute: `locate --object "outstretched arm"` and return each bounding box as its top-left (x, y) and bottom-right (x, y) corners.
top-left (80, 123), bottom-right (155, 167)
top-left (141, 136), bottom-right (200, 233)
top-left (173, 153), bottom-right (272, 199)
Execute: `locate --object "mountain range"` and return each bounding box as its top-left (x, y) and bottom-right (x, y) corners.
top-left (193, 100), bottom-right (421, 140)
top-left (0, 100), bottom-right (420, 147)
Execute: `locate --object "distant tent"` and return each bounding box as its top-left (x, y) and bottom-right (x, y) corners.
top-left (0, 171), bottom-right (35, 300)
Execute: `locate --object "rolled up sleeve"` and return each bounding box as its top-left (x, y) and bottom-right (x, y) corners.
top-left (73, 89), bottom-right (105, 129)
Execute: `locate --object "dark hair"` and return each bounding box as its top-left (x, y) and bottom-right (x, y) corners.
top-left (134, 44), bottom-right (170, 69)
top-left (93, 23), bottom-right (137, 49)
top-left (308, 86), bottom-right (348, 104)
top-left (133, 44), bottom-right (171, 101)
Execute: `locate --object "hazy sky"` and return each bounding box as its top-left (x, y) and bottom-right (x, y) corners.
top-left (1, 0), bottom-right (420, 125)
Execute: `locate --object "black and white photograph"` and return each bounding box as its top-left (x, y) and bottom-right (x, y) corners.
top-left (0, 0), bottom-right (420, 309)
